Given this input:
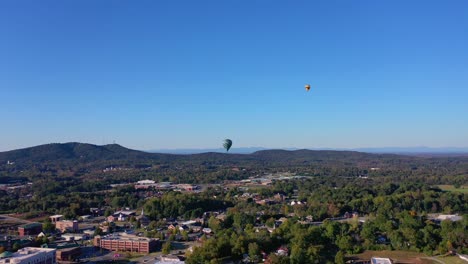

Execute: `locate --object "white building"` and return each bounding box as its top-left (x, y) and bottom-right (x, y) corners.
top-left (0, 247), bottom-right (56, 264)
top-left (137, 179), bottom-right (155, 185)
top-left (371, 257), bottom-right (392, 264)
top-left (436, 214), bottom-right (463, 222)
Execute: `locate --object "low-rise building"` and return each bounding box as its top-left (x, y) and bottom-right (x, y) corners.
top-left (49, 215), bottom-right (63, 224)
top-left (93, 233), bottom-right (159, 253)
top-left (371, 257), bottom-right (392, 264)
top-left (436, 214), bottom-right (463, 222)
top-left (61, 233), bottom-right (89, 241)
top-left (18, 223), bottom-right (43, 236)
top-left (0, 247), bottom-right (56, 264)
top-left (55, 220), bottom-right (79, 233)
top-left (56, 247), bottom-right (81, 262)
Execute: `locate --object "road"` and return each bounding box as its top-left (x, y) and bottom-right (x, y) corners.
top-left (0, 214), bottom-right (34, 224)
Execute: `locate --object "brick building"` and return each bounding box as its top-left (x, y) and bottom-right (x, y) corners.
top-left (18, 223), bottom-right (43, 236)
top-left (56, 247), bottom-right (81, 261)
top-left (93, 233), bottom-right (158, 253)
top-left (55, 220), bottom-right (79, 233)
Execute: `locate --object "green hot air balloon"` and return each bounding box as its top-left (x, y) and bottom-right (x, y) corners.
top-left (223, 139), bottom-right (232, 152)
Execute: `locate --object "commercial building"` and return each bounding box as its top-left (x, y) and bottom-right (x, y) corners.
top-left (18, 223), bottom-right (43, 236)
top-left (56, 247), bottom-right (81, 262)
top-left (0, 247), bottom-right (56, 264)
top-left (55, 220), bottom-right (79, 233)
top-left (93, 233), bottom-right (158, 253)
top-left (49, 215), bottom-right (63, 224)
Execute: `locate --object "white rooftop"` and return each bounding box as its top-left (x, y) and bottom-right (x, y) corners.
top-left (1, 247), bottom-right (56, 264)
top-left (371, 257), bottom-right (392, 264)
top-left (436, 214), bottom-right (463, 221)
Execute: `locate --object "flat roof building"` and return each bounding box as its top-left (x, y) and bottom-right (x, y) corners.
top-left (49, 215), bottom-right (63, 224)
top-left (18, 223), bottom-right (43, 236)
top-left (55, 220), bottom-right (79, 233)
top-left (94, 233), bottom-right (158, 253)
top-left (371, 257), bottom-right (392, 264)
top-left (0, 247), bottom-right (56, 264)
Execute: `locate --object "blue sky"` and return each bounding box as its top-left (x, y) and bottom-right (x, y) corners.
top-left (1, 0), bottom-right (467, 151)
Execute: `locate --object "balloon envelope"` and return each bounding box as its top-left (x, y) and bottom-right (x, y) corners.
top-left (223, 139), bottom-right (232, 152)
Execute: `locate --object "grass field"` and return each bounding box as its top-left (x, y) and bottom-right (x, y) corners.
top-left (351, 250), bottom-right (433, 263)
top-left (436, 185), bottom-right (468, 193)
top-left (434, 256), bottom-right (468, 264)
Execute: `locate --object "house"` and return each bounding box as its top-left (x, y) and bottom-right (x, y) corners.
top-left (276, 246), bottom-right (288, 256)
top-left (107, 210), bottom-right (136, 222)
top-left (107, 215), bottom-right (117, 222)
top-left (168, 223), bottom-right (179, 230)
top-left (178, 225), bottom-right (189, 232)
top-left (117, 214), bottom-right (127, 222)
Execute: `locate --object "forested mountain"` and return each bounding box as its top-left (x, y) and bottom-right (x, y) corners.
top-left (2, 142), bottom-right (466, 165)
top-left (1, 143), bottom-right (467, 185)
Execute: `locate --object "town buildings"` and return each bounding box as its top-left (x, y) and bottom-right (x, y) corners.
top-left (49, 215), bottom-right (63, 224)
top-left (0, 247), bottom-right (56, 264)
top-left (18, 223), bottom-right (42, 236)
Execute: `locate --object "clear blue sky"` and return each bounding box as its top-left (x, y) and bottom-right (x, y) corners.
top-left (1, 0), bottom-right (467, 151)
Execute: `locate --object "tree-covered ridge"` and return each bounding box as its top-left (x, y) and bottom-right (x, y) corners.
top-left (1, 143), bottom-right (468, 183)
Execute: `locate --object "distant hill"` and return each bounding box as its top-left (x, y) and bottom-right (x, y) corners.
top-left (1, 143), bottom-right (467, 175)
top-left (0, 142), bottom-right (156, 163)
top-left (0, 142), bottom-right (393, 167)
top-left (150, 146), bottom-right (468, 155)
top-left (149, 147), bottom-right (270, 154)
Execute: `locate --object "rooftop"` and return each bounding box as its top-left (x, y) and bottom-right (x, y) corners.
top-left (0, 247), bottom-right (56, 262)
top-left (20, 222), bottom-right (42, 228)
top-left (99, 232), bottom-right (157, 242)
top-left (371, 257), bottom-right (392, 264)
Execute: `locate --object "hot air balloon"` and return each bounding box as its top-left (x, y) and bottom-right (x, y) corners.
top-left (305, 84), bottom-right (311, 91)
top-left (223, 139), bottom-right (232, 152)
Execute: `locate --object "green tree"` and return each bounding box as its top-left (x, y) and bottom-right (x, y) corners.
top-left (42, 219), bottom-right (55, 233)
top-left (248, 242), bottom-right (260, 263)
top-left (162, 241), bottom-right (172, 254)
top-left (335, 251), bottom-right (345, 264)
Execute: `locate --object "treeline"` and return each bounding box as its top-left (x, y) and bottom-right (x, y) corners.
top-left (183, 180), bottom-right (467, 263)
top-left (186, 210), bottom-right (467, 263)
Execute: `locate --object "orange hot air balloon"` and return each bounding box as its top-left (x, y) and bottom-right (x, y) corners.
top-left (305, 84), bottom-right (311, 91)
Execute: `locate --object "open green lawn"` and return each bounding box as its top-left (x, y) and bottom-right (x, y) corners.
top-left (436, 185), bottom-right (468, 193)
top-left (434, 256), bottom-right (468, 264)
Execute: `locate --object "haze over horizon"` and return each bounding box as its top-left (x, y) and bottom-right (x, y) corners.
top-left (1, 1), bottom-right (467, 152)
